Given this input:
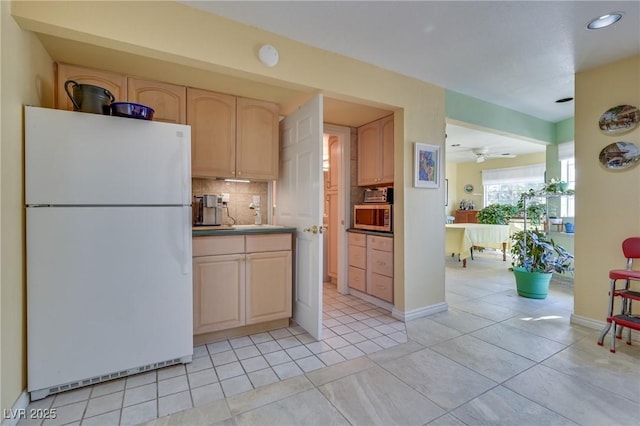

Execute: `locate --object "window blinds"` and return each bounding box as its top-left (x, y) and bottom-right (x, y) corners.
top-left (558, 141), bottom-right (575, 161)
top-left (482, 164), bottom-right (545, 185)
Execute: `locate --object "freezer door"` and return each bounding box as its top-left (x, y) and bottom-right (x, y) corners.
top-left (25, 106), bottom-right (191, 206)
top-left (27, 206), bottom-right (192, 392)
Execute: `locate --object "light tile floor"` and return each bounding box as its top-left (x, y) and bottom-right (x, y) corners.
top-left (19, 283), bottom-right (406, 426)
top-left (19, 250), bottom-right (640, 425)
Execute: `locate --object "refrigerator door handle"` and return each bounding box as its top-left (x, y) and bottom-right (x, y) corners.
top-left (182, 206), bottom-right (192, 275)
top-left (180, 131), bottom-right (191, 206)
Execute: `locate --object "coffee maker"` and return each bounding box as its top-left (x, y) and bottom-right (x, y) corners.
top-left (193, 195), bottom-right (224, 226)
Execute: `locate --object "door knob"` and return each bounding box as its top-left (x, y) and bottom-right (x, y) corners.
top-left (303, 225), bottom-right (326, 234)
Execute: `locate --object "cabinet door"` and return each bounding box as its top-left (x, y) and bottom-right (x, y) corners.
top-left (246, 250), bottom-right (292, 324)
top-left (327, 191), bottom-right (339, 278)
top-left (193, 254), bottom-right (245, 334)
top-left (56, 63), bottom-right (126, 111)
top-left (379, 115), bottom-right (394, 185)
top-left (357, 120), bottom-right (380, 186)
top-left (348, 266), bottom-right (366, 292)
top-left (127, 78), bottom-right (186, 124)
top-left (236, 97), bottom-right (279, 180)
top-left (187, 88), bottom-right (236, 178)
top-left (327, 135), bottom-right (340, 191)
top-left (368, 273), bottom-right (393, 303)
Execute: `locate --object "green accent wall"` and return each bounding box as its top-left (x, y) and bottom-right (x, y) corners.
top-left (446, 90), bottom-right (574, 143)
top-left (554, 117), bottom-right (575, 143)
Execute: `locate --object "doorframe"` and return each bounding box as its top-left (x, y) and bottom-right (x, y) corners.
top-left (323, 123), bottom-right (351, 295)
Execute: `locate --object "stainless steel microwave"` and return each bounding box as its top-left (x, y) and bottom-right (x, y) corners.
top-left (353, 204), bottom-right (392, 232)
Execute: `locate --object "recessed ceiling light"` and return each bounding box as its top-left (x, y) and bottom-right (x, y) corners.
top-left (587, 12), bottom-right (623, 30)
top-left (555, 97), bottom-right (574, 103)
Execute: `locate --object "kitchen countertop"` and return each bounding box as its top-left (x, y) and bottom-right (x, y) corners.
top-left (347, 228), bottom-right (394, 237)
top-left (193, 224), bottom-right (297, 237)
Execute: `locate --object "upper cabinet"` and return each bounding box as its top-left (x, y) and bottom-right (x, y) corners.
top-left (188, 91), bottom-right (279, 180)
top-left (55, 64), bottom-right (280, 180)
top-left (357, 114), bottom-right (394, 186)
top-left (188, 88), bottom-right (237, 178)
top-left (56, 64), bottom-right (126, 111)
top-left (127, 78), bottom-right (186, 124)
top-left (327, 135), bottom-right (340, 191)
top-left (236, 97), bottom-right (280, 181)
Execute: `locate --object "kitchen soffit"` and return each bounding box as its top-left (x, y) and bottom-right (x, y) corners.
top-left (38, 33), bottom-right (392, 129)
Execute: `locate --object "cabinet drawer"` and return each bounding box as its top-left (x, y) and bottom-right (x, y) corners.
top-left (370, 249), bottom-right (393, 277)
top-left (348, 233), bottom-right (366, 247)
top-left (246, 233), bottom-right (291, 253)
top-left (193, 235), bottom-right (244, 257)
top-left (348, 266), bottom-right (366, 292)
top-left (367, 235), bottom-right (393, 252)
top-left (348, 245), bottom-right (366, 268)
top-left (368, 273), bottom-right (393, 303)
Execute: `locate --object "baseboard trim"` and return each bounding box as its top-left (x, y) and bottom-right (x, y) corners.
top-left (570, 313), bottom-right (605, 330)
top-left (2, 389), bottom-right (29, 426)
top-left (347, 289), bottom-right (395, 312)
top-left (392, 302), bottom-right (448, 322)
top-left (572, 313), bottom-right (640, 342)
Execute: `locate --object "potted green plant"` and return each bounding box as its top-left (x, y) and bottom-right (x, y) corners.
top-left (510, 229), bottom-right (574, 299)
top-left (543, 178), bottom-right (575, 195)
top-left (477, 203), bottom-right (520, 225)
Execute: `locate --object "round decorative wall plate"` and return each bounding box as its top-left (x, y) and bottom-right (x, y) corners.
top-left (464, 184), bottom-right (474, 193)
top-left (598, 105), bottom-right (639, 134)
top-left (599, 141), bottom-right (640, 170)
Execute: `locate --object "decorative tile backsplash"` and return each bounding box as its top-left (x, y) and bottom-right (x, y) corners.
top-left (192, 179), bottom-right (268, 225)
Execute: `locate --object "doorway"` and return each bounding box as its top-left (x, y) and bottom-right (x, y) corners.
top-left (322, 124), bottom-right (351, 297)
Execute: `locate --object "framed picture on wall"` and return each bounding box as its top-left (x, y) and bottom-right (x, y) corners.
top-left (414, 142), bottom-right (440, 188)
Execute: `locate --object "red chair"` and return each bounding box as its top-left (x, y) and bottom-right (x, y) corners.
top-left (598, 237), bottom-right (640, 352)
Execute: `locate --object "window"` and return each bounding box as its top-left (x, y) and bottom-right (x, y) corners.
top-left (559, 141), bottom-right (575, 217)
top-left (482, 164), bottom-right (545, 206)
top-left (561, 158), bottom-right (575, 217)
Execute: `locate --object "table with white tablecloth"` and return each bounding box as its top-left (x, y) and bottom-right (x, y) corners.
top-left (445, 223), bottom-right (512, 267)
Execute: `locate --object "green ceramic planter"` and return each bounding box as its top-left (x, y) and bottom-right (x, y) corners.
top-left (513, 266), bottom-right (552, 299)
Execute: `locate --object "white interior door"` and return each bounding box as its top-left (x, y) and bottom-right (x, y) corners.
top-left (276, 94), bottom-right (323, 340)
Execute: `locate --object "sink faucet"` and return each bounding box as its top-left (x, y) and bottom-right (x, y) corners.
top-left (249, 202), bottom-right (262, 225)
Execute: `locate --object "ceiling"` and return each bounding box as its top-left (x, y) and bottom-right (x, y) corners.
top-left (181, 0), bottom-right (640, 162)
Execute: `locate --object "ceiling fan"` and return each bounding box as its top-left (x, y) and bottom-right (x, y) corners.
top-left (471, 147), bottom-right (516, 163)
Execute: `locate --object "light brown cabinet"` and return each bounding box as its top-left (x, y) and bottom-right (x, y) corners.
top-left (192, 236), bottom-right (245, 334)
top-left (357, 114), bottom-right (394, 186)
top-left (366, 235), bottom-right (393, 303)
top-left (188, 90), bottom-right (279, 180)
top-left (326, 134), bottom-right (341, 279)
top-left (188, 88), bottom-right (237, 178)
top-left (327, 192), bottom-right (339, 279)
top-left (55, 64), bottom-right (279, 180)
top-left (455, 210), bottom-right (479, 223)
top-left (127, 77), bottom-right (186, 124)
top-left (55, 63), bottom-right (126, 110)
top-left (236, 97), bottom-right (280, 180)
top-left (246, 250), bottom-right (292, 324)
top-left (348, 233), bottom-right (367, 292)
top-left (192, 233), bottom-right (292, 335)
top-left (326, 135), bottom-right (340, 191)
top-left (348, 233), bottom-right (393, 303)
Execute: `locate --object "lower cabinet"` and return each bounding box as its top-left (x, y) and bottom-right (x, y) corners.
top-left (348, 232), bottom-right (394, 303)
top-left (246, 250), bottom-right (292, 324)
top-left (193, 253), bottom-right (245, 333)
top-left (193, 233), bottom-right (292, 335)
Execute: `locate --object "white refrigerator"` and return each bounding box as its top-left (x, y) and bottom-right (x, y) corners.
top-left (25, 106), bottom-right (193, 400)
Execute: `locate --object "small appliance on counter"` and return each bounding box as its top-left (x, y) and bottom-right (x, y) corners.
top-left (353, 187), bottom-right (393, 233)
top-left (193, 194), bottom-right (224, 226)
top-left (363, 187), bottom-right (393, 204)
